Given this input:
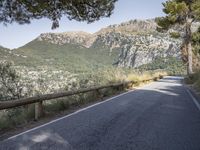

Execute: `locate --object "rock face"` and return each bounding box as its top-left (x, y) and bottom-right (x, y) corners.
top-left (92, 32), bottom-right (181, 67)
top-left (36, 19), bottom-right (182, 68)
top-left (37, 31), bottom-right (94, 48)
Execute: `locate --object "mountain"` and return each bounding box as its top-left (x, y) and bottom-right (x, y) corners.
top-left (2, 19), bottom-right (184, 73)
top-left (97, 19), bottom-right (157, 34)
top-left (92, 30), bottom-right (181, 68)
top-left (14, 38), bottom-right (117, 73)
top-left (0, 46), bottom-right (17, 61)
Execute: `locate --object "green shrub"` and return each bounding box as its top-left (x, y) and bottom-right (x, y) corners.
top-left (138, 57), bottom-right (186, 76)
top-left (170, 32), bottom-right (181, 39)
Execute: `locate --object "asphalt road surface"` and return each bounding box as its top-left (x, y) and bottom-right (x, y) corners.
top-left (1, 76), bottom-right (200, 150)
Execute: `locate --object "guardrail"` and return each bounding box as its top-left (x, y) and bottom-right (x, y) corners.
top-left (0, 76), bottom-right (161, 120)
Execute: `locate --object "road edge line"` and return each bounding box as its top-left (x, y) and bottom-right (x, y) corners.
top-left (3, 89), bottom-right (136, 142)
top-left (186, 89), bottom-right (200, 111)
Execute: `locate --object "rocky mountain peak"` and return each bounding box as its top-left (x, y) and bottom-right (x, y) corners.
top-left (36, 19), bottom-right (158, 46)
top-left (37, 31), bottom-right (95, 48)
top-left (97, 19), bottom-right (157, 35)
top-left (35, 19), bottom-right (183, 68)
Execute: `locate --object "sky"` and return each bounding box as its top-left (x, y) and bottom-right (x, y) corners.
top-left (0, 0), bottom-right (166, 49)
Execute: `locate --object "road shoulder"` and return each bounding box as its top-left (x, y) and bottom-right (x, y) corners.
top-left (184, 83), bottom-right (200, 111)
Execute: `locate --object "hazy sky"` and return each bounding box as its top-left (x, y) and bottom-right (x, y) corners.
top-left (0, 0), bottom-right (166, 49)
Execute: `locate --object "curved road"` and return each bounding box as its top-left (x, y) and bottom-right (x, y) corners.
top-left (1, 76), bottom-right (200, 150)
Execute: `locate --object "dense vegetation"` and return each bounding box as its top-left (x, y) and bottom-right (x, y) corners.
top-left (13, 40), bottom-right (119, 73)
top-left (138, 57), bottom-right (186, 75)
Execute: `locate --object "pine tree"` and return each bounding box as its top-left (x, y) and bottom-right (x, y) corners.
top-left (156, 0), bottom-right (200, 75)
top-left (0, 0), bottom-right (117, 29)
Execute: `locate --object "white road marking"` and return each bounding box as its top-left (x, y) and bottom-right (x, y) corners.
top-left (186, 89), bottom-right (200, 111)
top-left (4, 89), bottom-right (137, 142)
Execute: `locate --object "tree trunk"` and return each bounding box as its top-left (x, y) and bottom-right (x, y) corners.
top-left (187, 41), bottom-right (193, 75)
top-left (185, 21), bottom-right (193, 75)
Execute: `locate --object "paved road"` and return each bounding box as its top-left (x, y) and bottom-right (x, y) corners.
top-left (1, 76), bottom-right (200, 150)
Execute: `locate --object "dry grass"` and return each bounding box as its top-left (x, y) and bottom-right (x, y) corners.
top-left (126, 70), bottom-right (167, 85)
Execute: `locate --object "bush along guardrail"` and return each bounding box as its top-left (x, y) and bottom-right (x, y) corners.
top-left (0, 76), bottom-right (163, 120)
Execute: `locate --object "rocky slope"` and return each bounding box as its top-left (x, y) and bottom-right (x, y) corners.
top-left (37, 31), bottom-right (94, 48)
top-left (93, 32), bottom-right (180, 67)
top-left (35, 19), bottom-right (181, 68)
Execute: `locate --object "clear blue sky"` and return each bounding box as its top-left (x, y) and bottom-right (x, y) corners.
top-left (0, 0), bottom-right (166, 49)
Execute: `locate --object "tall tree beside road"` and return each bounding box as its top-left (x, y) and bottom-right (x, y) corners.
top-left (156, 0), bottom-right (200, 75)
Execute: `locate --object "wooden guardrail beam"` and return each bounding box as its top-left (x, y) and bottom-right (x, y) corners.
top-left (0, 75), bottom-right (161, 121)
top-left (0, 81), bottom-right (134, 110)
top-left (0, 76), bottom-right (162, 120)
